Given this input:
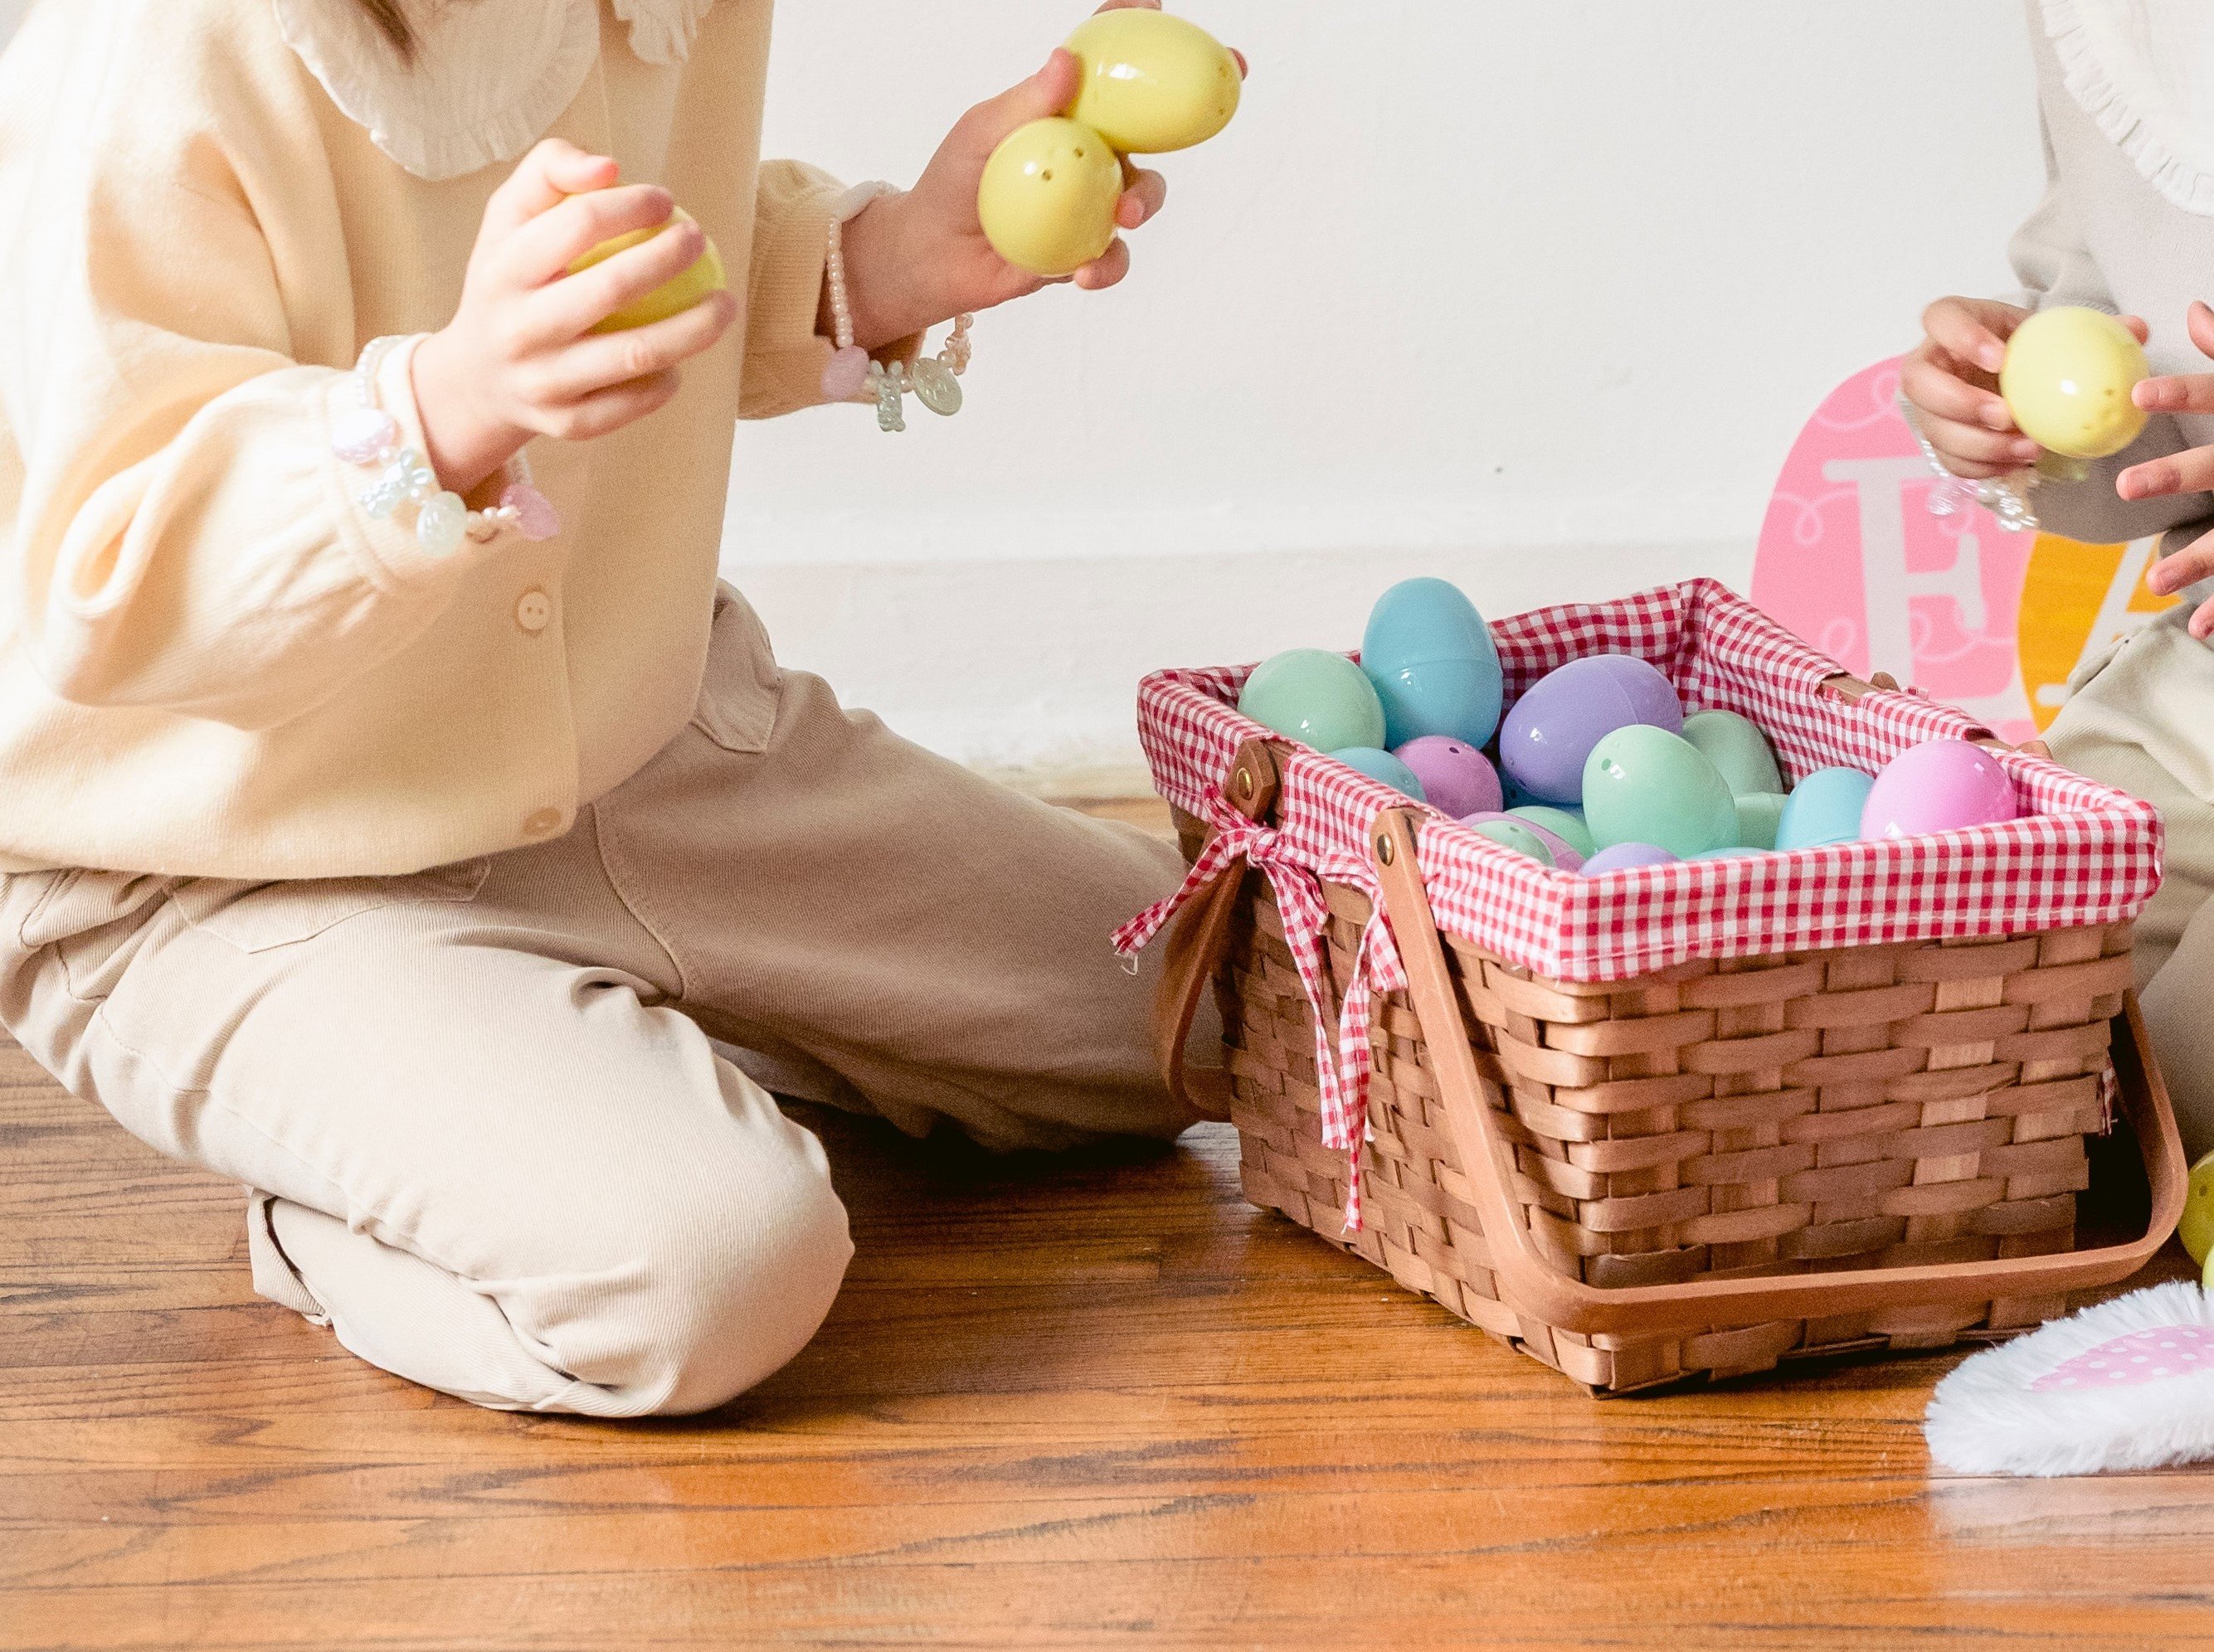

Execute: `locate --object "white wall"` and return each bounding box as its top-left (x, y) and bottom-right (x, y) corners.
top-left (733, 1), bottom-right (2044, 777)
top-left (0, 1), bottom-right (2046, 780)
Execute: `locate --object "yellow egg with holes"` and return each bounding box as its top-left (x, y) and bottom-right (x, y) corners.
top-left (2180, 1149), bottom-right (2214, 1267)
top-left (568, 207), bottom-right (727, 334)
top-left (1064, 9), bottom-right (1240, 154)
top-left (2000, 305), bottom-right (2150, 459)
top-left (977, 117), bottom-right (1122, 278)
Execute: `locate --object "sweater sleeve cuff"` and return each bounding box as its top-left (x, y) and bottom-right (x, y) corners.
top-left (322, 335), bottom-right (487, 591)
top-left (739, 161), bottom-right (850, 420)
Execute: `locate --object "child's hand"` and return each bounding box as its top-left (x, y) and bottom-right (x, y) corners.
top-left (411, 140), bottom-right (738, 494)
top-left (2121, 300), bottom-right (2214, 637)
top-left (1900, 297), bottom-right (2042, 479)
top-left (834, 0), bottom-right (1249, 352)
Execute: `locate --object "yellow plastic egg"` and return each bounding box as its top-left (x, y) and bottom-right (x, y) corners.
top-left (2000, 305), bottom-right (2150, 459)
top-left (977, 116), bottom-right (1122, 278)
top-left (568, 207), bottom-right (727, 334)
top-left (2181, 1149), bottom-right (2214, 1266)
top-left (1064, 9), bottom-right (1241, 154)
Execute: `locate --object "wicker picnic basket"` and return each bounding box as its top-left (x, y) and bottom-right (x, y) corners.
top-left (1129, 579), bottom-right (2185, 1393)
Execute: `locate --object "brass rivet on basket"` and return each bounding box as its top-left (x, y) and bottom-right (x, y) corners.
top-left (1234, 765), bottom-right (1253, 800)
top-left (1375, 833), bottom-right (1395, 865)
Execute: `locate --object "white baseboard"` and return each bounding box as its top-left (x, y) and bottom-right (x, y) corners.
top-left (722, 538), bottom-right (1755, 775)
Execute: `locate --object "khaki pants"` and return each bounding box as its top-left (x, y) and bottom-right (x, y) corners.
top-left (2048, 590), bottom-right (2214, 1160)
top-left (0, 589), bottom-right (1189, 1416)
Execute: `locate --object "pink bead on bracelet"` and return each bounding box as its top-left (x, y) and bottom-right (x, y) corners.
top-left (820, 208), bottom-right (973, 435)
top-left (333, 337), bottom-right (561, 555)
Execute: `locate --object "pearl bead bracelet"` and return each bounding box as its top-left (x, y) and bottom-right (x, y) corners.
top-left (331, 337), bottom-right (561, 556)
top-left (820, 209), bottom-right (973, 434)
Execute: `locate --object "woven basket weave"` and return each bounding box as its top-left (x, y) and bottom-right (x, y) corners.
top-left (1173, 799), bottom-right (2155, 1392)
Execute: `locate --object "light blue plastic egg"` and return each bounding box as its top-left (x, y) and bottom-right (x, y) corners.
top-left (1681, 709), bottom-right (1784, 796)
top-left (1734, 791), bottom-right (1787, 850)
top-left (1360, 577), bottom-right (1504, 748)
top-left (1582, 725), bottom-right (1739, 858)
top-left (1774, 766), bottom-right (1876, 850)
top-left (1330, 746), bottom-right (1428, 802)
top-left (1237, 649), bottom-right (1386, 752)
top-left (1508, 804), bottom-right (1595, 861)
top-left (1469, 818), bottom-right (1555, 867)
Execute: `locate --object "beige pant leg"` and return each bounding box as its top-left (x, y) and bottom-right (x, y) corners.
top-left (593, 596), bottom-right (1192, 1152)
top-left (2049, 604), bottom-right (2214, 1151)
top-left (0, 831), bottom-right (852, 1416)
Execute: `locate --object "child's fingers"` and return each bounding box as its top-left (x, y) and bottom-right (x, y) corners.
top-left (1901, 346), bottom-right (2015, 430)
top-left (520, 214), bottom-right (711, 346)
top-left (955, 49), bottom-right (1082, 155)
top-left (1923, 296), bottom-right (2018, 375)
top-left (2147, 528), bottom-right (2214, 597)
top-left (1917, 411), bottom-right (2040, 469)
top-left (539, 367), bottom-right (687, 444)
top-left (484, 140), bottom-right (620, 241)
top-left (2187, 299), bottom-right (2214, 362)
top-left (2134, 372), bottom-right (2214, 414)
top-left (1117, 165), bottom-right (1167, 230)
top-left (2117, 444), bottom-right (2214, 501)
top-left (2120, 313), bottom-right (2151, 344)
top-left (496, 185), bottom-right (677, 290)
top-left (529, 292), bottom-right (736, 403)
top-left (2192, 594), bottom-right (2214, 642)
top-left (1071, 236), bottom-right (1131, 291)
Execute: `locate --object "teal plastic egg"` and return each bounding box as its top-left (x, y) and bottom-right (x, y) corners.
top-left (1681, 709), bottom-right (1784, 796)
top-left (1734, 791), bottom-right (1787, 850)
top-left (1508, 804), bottom-right (1595, 861)
top-left (1774, 766), bottom-right (1876, 850)
top-left (1330, 746), bottom-right (1427, 802)
top-left (1238, 649), bottom-right (1386, 752)
top-left (1360, 577), bottom-right (1504, 748)
top-left (1469, 818), bottom-right (1555, 867)
top-left (1582, 726), bottom-right (1739, 858)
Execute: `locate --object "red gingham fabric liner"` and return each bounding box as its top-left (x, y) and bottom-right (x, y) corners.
top-left (1117, 577), bottom-right (2162, 1230)
top-left (1131, 577), bottom-right (2163, 984)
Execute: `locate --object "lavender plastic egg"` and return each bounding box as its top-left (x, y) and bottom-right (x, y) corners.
top-left (1861, 740), bottom-right (2022, 839)
top-left (1463, 817), bottom-right (1555, 867)
top-left (1460, 810), bottom-right (1581, 871)
top-left (1579, 842), bottom-right (1679, 875)
top-left (1774, 767), bottom-right (1876, 850)
top-left (1360, 578), bottom-right (1504, 747)
top-left (1329, 746), bottom-right (1427, 803)
top-left (1393, 736), bottom-right (1500, 818)
top-left (1497, 654), bottom-right (1685, 804)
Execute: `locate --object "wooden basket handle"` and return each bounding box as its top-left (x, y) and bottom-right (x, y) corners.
top-left (1369, 807), bottom-right (2185, 1338)
top-left (1151, 738), bottom-right (1284, 1125)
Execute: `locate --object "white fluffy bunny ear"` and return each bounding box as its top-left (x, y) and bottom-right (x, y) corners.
top-left (1926, 1282), bottom-right (2214, 1477)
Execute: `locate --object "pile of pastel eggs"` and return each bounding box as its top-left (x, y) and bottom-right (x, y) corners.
top-left (1234, 578), bottom-right (2027, 874)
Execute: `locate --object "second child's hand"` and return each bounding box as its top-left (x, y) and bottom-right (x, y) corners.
top-left (2120, 299), bottom-right (2214, 639)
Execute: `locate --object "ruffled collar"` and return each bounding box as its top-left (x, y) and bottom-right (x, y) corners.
top-left (275, 0), bottom-right (717, 182)
top-left (2043, 0), bottom-right (2214, 216)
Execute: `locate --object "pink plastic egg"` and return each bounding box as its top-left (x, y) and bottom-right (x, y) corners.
top-left (1394, 736), bottom-right (1501, 819)
top-left (1459, 809), bottom-right (1584, 871)
top-left (1860, 739), bottom-right (2021, 839)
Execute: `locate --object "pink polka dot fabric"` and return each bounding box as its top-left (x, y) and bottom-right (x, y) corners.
top-left (2030, 1325), bottom-right (2214, 1390)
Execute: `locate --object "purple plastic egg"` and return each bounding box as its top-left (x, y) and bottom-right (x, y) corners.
top-left (1579, 841), bottom-right (1680, 875)
top-left (1860, 739), bottom-right (2022, 839)
top-left (1497, 654), bottom-right (1685, 804)
top-left (1459, 810), bottom-right (1584, 872)
top-left (1394, 736), bottom-right (1502, 819)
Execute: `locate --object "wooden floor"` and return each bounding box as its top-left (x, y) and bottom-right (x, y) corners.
top-left (7, 803), bottom-right (2214, 1649)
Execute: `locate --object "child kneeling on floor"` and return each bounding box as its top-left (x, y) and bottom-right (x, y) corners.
top-left (0, 0), bottom-right (1236, 1415)
top-left (1904, 4), bottom-right (2214, 1160)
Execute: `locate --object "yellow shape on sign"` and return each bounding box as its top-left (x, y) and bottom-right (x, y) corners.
top-left (2017, 532), bottom-right (2181, 731)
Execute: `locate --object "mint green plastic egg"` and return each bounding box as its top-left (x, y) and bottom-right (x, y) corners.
top-left (1238, 649), bottom-right (1386, 752)
top-left (1681, 709), bottom-right (1784, 797)
top-left (1583, 726), bottom-right (1739, 858)
top-left (1470, 818), bottom-right (1555, 867)
top-left (1734, 791), bottom-right (1787, 850)
top-left (1508, 804), bottom-right (1595, 861)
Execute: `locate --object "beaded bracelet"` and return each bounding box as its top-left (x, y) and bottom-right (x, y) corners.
top-left (819, 211), bottom-right (974, 434)
top-left (331, 337), bottom-right (561, 555)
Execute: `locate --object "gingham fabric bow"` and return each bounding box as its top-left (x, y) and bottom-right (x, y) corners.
top-left (1113, 785), bottom-right (1409, 1230)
